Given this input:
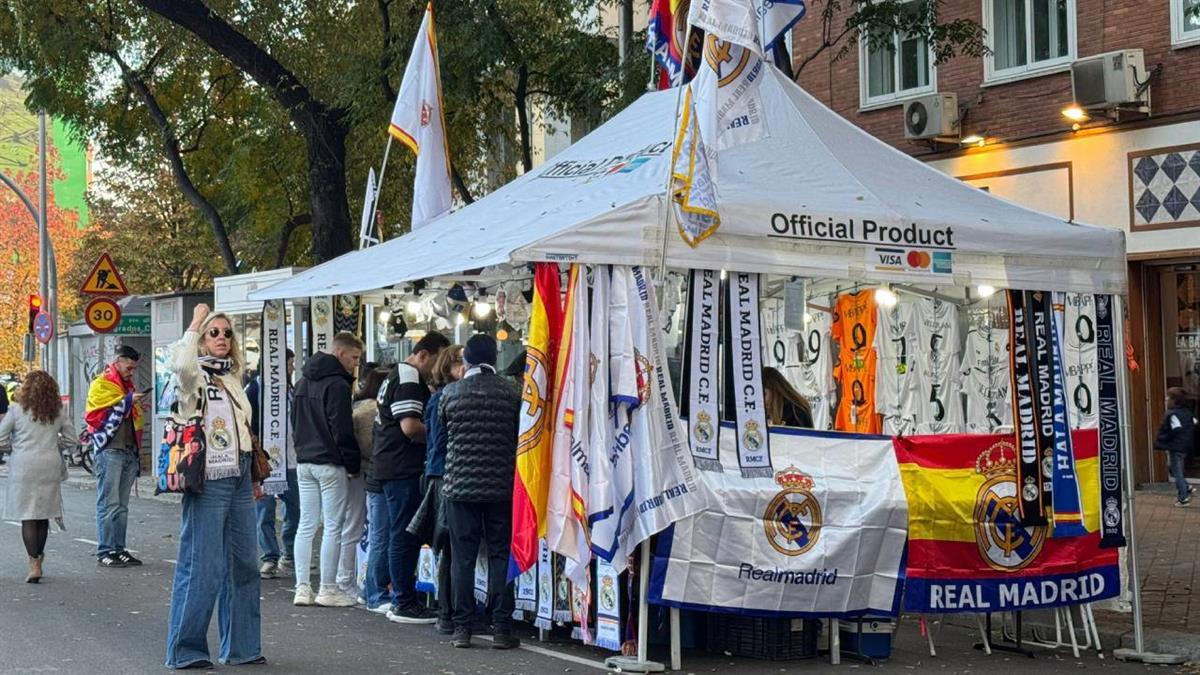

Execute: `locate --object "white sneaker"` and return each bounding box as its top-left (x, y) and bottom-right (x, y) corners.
top-left (293, 583), bottom-right (315, 606)
top-left (259, 561), bottom-right (279, 579)
top-left (366, 602), bottom-right (392, 615)
top-left (315, 587), bottom-right (358, 608)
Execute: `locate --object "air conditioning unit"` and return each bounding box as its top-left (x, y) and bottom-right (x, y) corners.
top-left (1071, 49), bottom-right (1148, 111)
top-left (903, 93), bottom-right (958, 142)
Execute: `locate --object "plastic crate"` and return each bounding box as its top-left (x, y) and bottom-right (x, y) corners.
top-left (838, 619), bottom-right (895, 660)
top-left (706, 614), bottom-right (820, 661)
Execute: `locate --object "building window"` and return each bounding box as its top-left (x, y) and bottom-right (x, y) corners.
top-left (984, 0), bottom-right (1076, 83)
top-left (859, 2), bottom-right (936, 108)
top-left (1172, 0), bottom-right (1200, 47)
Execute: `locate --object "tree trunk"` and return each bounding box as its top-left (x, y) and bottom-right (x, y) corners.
top-left (515, 64), bottom-right (533, 174)
top-left (135, 0), bottom-right (354, 263)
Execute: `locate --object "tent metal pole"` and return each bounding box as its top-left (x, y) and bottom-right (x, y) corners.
top-left (368, 136), bottom-right (394, 242)
top-left (1112, 293), bottom-right (1145, 654)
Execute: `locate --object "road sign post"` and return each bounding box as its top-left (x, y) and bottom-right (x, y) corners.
top-left (33, 310), bottom-right (54, 344)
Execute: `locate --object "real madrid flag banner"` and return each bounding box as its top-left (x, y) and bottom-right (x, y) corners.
top-left (260, 300), bottom-right (290, 496)
top-left (650, 427), bottom-right (907, 617)
top-left (683, 268), bottom-right (722, 471)
top-left (896, 431), bottom-right (1119, 613)
top-left (310, 296), bottom-right (334, 354)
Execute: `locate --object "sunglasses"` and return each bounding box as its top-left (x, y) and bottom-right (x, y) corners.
top-left (207, 327), bottom-right (234, 339)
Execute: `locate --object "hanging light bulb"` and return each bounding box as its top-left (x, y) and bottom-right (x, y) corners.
top-left (456, 312), bottom-right (466, 326)
top-left (875, 285), bottom-right (898, 308)
top-left (378, 309), bottom-right (392, 324)
top-left (720, 269), bottom-right (728, 280)
top-left (407, 300), bottom-right (422, 315)
top-left (473, 301), bottom-right (492, 319)
top-left (976, 284), bottom-right (997, 298)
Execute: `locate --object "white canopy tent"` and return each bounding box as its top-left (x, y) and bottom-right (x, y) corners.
top-left (251, 65), bottom-right (1125, 303)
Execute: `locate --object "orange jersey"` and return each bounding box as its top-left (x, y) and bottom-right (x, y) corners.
top-left (833, 290), bottom-right (881, 434)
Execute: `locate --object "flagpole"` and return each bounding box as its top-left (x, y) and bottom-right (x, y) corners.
top-left (655, 22), bottom-right (695, 287)
top-left (369, 135), bottom-right (394, 244)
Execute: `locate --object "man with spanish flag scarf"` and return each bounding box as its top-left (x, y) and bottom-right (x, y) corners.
top-left (85, 345), bottom-right (146, 568)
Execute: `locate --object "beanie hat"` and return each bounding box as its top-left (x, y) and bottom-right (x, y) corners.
top-left (463, 334), bottom-right (497, 368)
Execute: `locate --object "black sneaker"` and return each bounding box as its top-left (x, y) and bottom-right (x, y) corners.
top-left (435, 618), bottom-right (455, 635)
top-left (116, 551), bottom-right (143, 566)
top-left (451, 629), bottom-right (471, 648)
top-left (491, 632), bottom-right (520, 650)
top-left (386, 602), bottom-right (438, 625)
top-left (97, 553), bottom-right (127, 568)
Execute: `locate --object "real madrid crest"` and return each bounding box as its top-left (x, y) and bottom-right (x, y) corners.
top-left (693, 409), bottom-right (715, 444)
top-left (313, 298), bottom-right (330, 326)
top-left (973, 441), bottom-right (1046, 572)
top-left (600, 575), bottom-right (617, 611)
top-left (742, 419), bottom-right (764, 452)
top-left (763, 465), bottom-right (822, 556)
top-left (265, 301), bottom-right (281, 323)
top-left (210, 417), bottom-right (232, 451)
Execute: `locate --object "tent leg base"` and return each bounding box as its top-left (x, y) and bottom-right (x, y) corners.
top-left (605, 656), bottom-right (666, 672)
top-left (1112, 649), bottom-right (1186, 665)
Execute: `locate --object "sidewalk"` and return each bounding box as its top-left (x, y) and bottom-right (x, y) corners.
top-left (61, 465), bottom-right (181, 505)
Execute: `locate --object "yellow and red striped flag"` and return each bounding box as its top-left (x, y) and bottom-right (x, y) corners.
top-left (510, 263), bottom-right (564, 578)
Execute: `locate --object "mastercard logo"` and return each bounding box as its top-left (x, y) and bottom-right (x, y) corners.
top-left (906, 250), bottom-right (932, 268)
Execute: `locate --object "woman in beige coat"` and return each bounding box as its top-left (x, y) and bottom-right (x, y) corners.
top-left (0, 370), bottom-right (76, 583)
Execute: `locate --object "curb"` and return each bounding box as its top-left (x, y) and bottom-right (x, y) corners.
top-left (64, 472), bottom-right (183, 505)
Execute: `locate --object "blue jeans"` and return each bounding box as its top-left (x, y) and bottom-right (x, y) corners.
top-left (381, 477), bottom-right (422, 609)
top-left (256, 469), bottom-right (300, 563)
top-left (95, 449), bottom-right (139, 557)
top-left (364, 490), bottom-right (392, 607)
top-left (165, 454), bottom-right (261, 668)
top-left (1170, 451), bottom-right (1191, 502)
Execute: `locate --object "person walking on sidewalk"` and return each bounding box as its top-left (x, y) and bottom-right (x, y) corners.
top-left (85, 344), bottom-right (145, 568)
top-left (373, 331), bottom-right (449, 624)
top-left (247, 349), bottom-right (300, 579)
top-left (292, 332), bottom-right (363, 608)
top-left (354, 367), bottom-right (391, 612)
top-left (440, 335), bottom-right (521, 649)
top-left (1157, 386), bottom-right (1197, 507)
top-left (336, 364), bottom-right (383, 602)
top-left (0, 371), bottom-right (75, 583)
top-left (165, 304), bottom-right (264, 669)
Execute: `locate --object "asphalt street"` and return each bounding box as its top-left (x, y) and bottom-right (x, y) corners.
top-left (0, 476), bottom-right (1180, 674)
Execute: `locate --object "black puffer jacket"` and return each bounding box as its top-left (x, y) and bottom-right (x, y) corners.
top-left (293, 352), bottom-right (360, 475)
top-left (439, 370), bottom-right (521, 502)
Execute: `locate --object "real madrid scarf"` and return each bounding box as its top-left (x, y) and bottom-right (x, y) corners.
top-left (535, 539), bottom-right (553, 630)
top-left (1008, 290), bottom-right (1047, 525)
top-left (199, 366), bottom-right (241, 481)
top-left (553, 555), bottom-right (573, 622)
top-left (725, 272), bottom-right (772, 478)
top-left (334, 294), bottom-right (362, 335)
top-left (1094, 294), bottom-right (1127, 548)
top-left (261, 300), bottom-right (290, 496)
top-left (473, 547), bottom-right (489, 603)
top-left (594, 556), bottom-right (622, 651)
top-left (1028, 291), bottom-right (1057, 517)
top-left (515, 554), bottom-right (538, 612)
top-left (682, 269), bottom-right (722, 472)
top-left (1049, 292), bottom-right (1086, 537)
top-left (310, 295), bottom-right (335, 353)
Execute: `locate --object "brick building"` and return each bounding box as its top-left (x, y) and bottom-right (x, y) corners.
top-left (790, 0), bottom-right (1200, 484)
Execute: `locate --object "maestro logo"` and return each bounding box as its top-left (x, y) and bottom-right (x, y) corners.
top-left (763, 465), bottom-right (822, 556)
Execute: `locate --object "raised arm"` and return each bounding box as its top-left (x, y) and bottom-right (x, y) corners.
top-left (171, 303), bottom-right (211, 393)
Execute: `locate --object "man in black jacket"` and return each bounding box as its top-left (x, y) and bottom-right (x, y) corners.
top-left (1157, 386), bottom-right (1196, 507)
top-left (291, 332), bottom-right (362, 607)
top-left (374, 331), bottom-right (450, 624)
top-left (440, 334), bottom-right (521, 649)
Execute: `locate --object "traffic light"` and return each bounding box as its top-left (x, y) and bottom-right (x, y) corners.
top-left (27, 294), bottom-right (42, 333)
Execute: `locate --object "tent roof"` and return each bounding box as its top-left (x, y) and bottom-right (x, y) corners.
top-left (253, 66), bottom-right (1125, 301)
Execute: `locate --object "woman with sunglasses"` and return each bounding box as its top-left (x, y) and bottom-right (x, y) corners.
top-left (165, 303), bottom-right (264, 669)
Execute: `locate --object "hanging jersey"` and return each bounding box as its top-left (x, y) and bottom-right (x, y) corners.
top-left (1063, 293), bottom-right (1099, 429)
top-left (961, 326), bottom-right (1012, 433)
top-left (796, 310), bottom-right (835, 430)
top-left (833, 290), bottom-right (880, 434)
top-left (875, 300), bottom-right (922, 435)
top-left (913, 297), bottom-right (964, 434)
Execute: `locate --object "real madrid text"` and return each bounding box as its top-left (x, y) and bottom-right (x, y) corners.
top-left (770, 213), bottom-right (956, 249)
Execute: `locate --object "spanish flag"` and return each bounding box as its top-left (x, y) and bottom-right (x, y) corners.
top-left (896, 430), bottom-right (1119, 613)
top-left (510, 263), bottom-right (564, 578)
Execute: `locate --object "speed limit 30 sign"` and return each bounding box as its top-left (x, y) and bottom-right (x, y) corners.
top-left (85, 297), bottom-right (123, 333)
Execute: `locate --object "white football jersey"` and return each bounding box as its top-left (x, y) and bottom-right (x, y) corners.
top-left (1063, 293), bottom-right (1099, 429)
top-left (961, 326), bottom-right (1012, 433)
top-left (794, 309), bottom-right (835, 430)
top-left (875, 301), bottom-right (923, 434)
top-left (913, 297), bottom-right (964, 434)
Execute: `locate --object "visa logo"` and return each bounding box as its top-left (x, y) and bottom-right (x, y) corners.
top-left (878, 253), bottom-right (903, 265)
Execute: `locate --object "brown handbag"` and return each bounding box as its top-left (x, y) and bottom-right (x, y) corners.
top-left (250, 436), bottom-right (272, 483)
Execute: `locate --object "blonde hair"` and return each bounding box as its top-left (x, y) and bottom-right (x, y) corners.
top-left (198, 311), bottom-right (243, 376)
top-left (430, 345), bottom-right (464, 389)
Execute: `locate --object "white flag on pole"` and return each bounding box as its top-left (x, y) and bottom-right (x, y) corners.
top-left (547, 265), bottom-right (592, 584)
top-left (358, 168), bottom-right (378, 248)
top-left (389, 2), bottom-right (453, 229)
top-left (688, 0), bottom-right (807, 54)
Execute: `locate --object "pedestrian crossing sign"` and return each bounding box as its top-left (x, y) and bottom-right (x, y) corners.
top-left (79, 252), bottom-right (130, 296)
